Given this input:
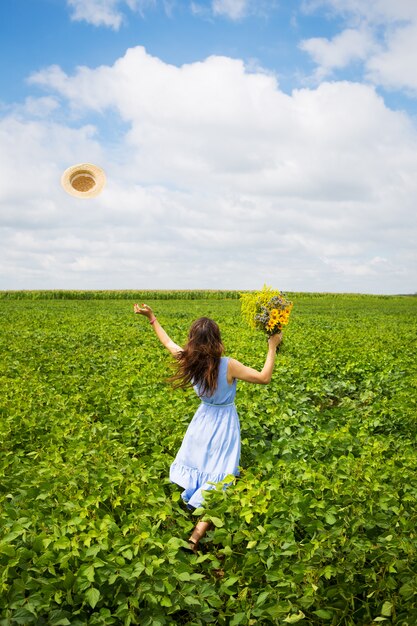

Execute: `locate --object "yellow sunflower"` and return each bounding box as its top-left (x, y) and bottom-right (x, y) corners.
top-left (266, 319), bottom-right (276, 330)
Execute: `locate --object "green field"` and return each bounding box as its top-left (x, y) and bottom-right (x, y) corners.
top-left (1, 293), bottom-right (417, 625)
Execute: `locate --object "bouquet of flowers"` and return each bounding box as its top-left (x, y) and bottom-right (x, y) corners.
top-left (240, 285), bottom-right (293, 338)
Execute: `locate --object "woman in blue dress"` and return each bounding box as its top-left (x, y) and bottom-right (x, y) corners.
top-left (134, 303), bottom-right (282, 552)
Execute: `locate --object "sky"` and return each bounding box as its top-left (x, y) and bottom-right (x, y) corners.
top-left (1, 0), bottom-right (416, 294)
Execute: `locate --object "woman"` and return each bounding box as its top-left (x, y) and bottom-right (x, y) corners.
top-left (134, 303), bottom-right (282, 552)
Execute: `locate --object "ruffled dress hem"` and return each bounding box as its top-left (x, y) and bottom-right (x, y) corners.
top-left (170, 461), bottom-right (238, 509)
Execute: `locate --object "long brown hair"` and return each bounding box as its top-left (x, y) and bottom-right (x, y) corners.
top-left (170, 317), bottom-right (224, 396)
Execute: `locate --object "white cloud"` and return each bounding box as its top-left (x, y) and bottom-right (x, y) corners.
top-left (302, 0), bottom-right (417, 23)
top-left (366, 22), bottom-right (417, 95)
top-left (212, 0), bottom-right (249, 20)
top-left (301, 0), bottom-right (417, 96)
top-left (2, 47), bottom-right (417, 292)
top-left (11, 96), bottom-right (60, 119)
top-left (68, 0), bottom-right (124, 29)
top-left (67, 0), bottom-right (156, 30)
top-left (191, 0), bottom-right (273, 21)
top-left (66, 0), bottom-right (275, 26)
top-left (300, 28), bottom-right (375, 78)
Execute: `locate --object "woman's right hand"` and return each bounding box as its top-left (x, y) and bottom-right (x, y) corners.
top-left (268, 332), bottom-right (283, 350)
top-left (133, 303), bottom-right (154, 319)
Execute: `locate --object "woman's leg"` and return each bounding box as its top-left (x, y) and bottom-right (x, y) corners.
top-left (188, 521), bottom-right (212, 552)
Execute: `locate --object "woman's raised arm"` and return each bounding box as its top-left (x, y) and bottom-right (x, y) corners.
top-left (133, 304), bottom-right (182, 356)
top-left (227, 332), bottom-right (282, 385)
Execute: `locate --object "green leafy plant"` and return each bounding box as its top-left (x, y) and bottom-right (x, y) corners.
top-left (0, 293), bottom-right (416, 624)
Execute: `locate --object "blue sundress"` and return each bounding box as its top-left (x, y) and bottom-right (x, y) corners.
top-left (169, 356), bottom-right (240, 509)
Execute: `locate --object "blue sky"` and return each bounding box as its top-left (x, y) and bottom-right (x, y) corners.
top-left (1, 0), bottom-right (416, 293)
top-left (2, 1), bottom-right (338, 102)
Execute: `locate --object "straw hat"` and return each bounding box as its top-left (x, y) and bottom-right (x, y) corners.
top-left (61, 163), bottom-right (106, 198)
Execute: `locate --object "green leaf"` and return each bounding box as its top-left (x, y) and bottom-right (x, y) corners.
top-left (0, 543), bottom-right (16, 557)
top-left (122, 548), bottom-right (133, 560)
top-left (284, 611), bottom-right (305, 623)
top-left (86, 587), bottom-right (100, 609)
top-left (10, 609), bottom-right (37, 624)
top-left (49, 616), bottom-right (71, 626)
top-left (256, 590), bottom-right (270, 605)
top-left (84, 565), bottom-right (95, 582)
top-left (313, 609), bottom-right (333, 620)
top-left (209, 516), bottom-right (224, 528)
top-left (381, 601), bottom-right (393, 617)
top-left (399, 582), bottom-right (415, 598)
top-left (85, 545), bottom-right (101, 558)
top-left (3, 527), bottom-right (25, 542)
top-left (192, 507), bottom-right (205, 516)
top-left (325, 512), bottom-right (336, 525)
top-left (54, 536), bottom-right (70, 550)
top-left (63, 571), bottom-right (75, 590)
top-left (36, 492), bottom-right (49, 500)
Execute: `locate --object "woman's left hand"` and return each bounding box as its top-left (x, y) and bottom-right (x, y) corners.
top-left (133, 303), bottom-right (154, 319)
top-left (268, 332), bottom-right (283, 350)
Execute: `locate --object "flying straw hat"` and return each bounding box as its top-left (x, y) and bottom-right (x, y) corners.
top-left (61, 163), bottom-right (106, 198)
